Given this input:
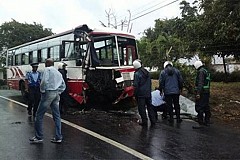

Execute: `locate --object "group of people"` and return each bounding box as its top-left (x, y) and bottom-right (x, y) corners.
top-left (25, 59), bottom-right (68, 143)
top-left (133, 59), bottom-right (211, 129)
top-left (26, 57), bottom-right (211, 144)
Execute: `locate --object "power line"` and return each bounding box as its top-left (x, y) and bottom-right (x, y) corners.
top-left (114, 0), bottom-right (169, 27)
top-left (131, 0), bottom-right (168, 18)
top-left (114, 0), bottom-right (181, 28)
top-left (112, 0), bottom-right (167, 22)
top-left (131, 0), bottom-right (181, 22)
top-left (104, 0), bottom-right (181, 30)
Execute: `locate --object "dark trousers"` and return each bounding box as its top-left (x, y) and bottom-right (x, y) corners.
top-left (164, 94), bottom-right (181, 120)
top-left (195, 93), bottom-right (211, 124)
top-left (136, 97), bottom-right (156, 124)
top-left (27, 86), bottom-right (41, 116)
top-left (59, 90), bottom-right (69, 113)
top-left (153, 104), bottom-right (167, 120)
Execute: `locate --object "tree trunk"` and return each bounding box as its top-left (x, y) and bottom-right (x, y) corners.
top-left (222, 54), bottom-right (228, 82)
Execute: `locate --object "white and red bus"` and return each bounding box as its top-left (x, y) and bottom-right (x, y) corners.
top-left (6, 24), bottom-right (138, 108)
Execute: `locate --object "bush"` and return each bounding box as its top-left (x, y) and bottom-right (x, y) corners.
top-left (211, 70), bottom-right (240, 82)
top-left (150, 64), bottom-right (240, 95)
top-left (150, 71), bottom-right (160, 80)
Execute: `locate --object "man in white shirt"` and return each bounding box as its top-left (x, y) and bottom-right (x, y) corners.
top-left (29, 58), bottom-right (66, 144)
top-left (151, 88), bottom-right (167, 120)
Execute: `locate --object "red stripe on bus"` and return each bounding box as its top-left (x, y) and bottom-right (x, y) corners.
top-left (116, 68), bottom-right (135, 73)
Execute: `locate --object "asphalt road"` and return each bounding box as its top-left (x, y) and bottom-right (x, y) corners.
top-left (0, 90), bottom-right (240, 160)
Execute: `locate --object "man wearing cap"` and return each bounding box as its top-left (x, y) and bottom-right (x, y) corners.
top-left (133, 59), bottom-right (156, 126)
top-left (159, 61), bottom-right (183, 123)
top-left (58, 62), bottom-right (68, 113)
top-left (25, 62), bottom-right (41, 116)
top-left (192, 60), bottom-right (211, 129)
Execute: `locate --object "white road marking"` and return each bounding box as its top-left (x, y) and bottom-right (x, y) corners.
top-left (0, 96), bottom-right (154, 160)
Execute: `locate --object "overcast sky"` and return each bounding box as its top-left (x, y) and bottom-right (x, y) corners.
top-left (0, 0), bottom-right (194, 39)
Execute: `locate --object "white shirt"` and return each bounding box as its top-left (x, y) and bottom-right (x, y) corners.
top-left (40, 66), bottom-right (66, 93)
top-left (151, 90), bottom-right (165, 107)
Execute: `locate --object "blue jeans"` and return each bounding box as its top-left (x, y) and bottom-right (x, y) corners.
top-left (34, 90), bottom-right (62, 140)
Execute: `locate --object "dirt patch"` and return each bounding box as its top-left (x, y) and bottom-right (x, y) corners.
top-left (210, 82), bottom-right (240, 130)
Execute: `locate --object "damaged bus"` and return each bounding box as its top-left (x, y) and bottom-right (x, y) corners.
top-left (6, 24), bottom-right (138, 109)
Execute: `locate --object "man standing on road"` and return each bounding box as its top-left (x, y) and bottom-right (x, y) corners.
top-left (58, 62), bottom-right (69, 114)
top-left (159, 61), bottom-right (183, 123)
top-left (133, 59), bottom-right (156, 126)
top-left (25, 63), bottom-right (41, 117)
top-left (29, 58), bottom-right (66, 143)
top-left (192, 60), bottom-right (211, 129)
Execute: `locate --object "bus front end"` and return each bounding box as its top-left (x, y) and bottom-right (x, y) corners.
top-left (73, 25), bottom-right (138, 106)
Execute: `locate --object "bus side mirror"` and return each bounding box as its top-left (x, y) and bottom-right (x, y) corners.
top-left (76, 59), bottom-right (82, 66)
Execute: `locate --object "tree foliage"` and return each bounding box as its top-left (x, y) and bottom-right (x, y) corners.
top-left (199, 0), bottom-right (240, 59)
top-left (137, 0), bottom-right (240, 90)
top-left (138, 0), bottom-right (201, 70)
top-left (138, 0), bottom-right (240, 68)
top-left (0, 19), bottom-right (53, 49)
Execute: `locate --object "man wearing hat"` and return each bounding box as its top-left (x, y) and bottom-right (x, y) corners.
top-left (58, 62), bottom-right (68, 113)
top-left (25, 62), bottom-right (41, 116)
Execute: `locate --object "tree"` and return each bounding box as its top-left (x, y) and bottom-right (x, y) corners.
top-left (199, 0), bottom-right (240, 56)
top-left (198, 0), bottom-right (240, 76)
top-left (138, 0), bottom-right (203, 66)
top-left (0, 19), bottom-right (53, 77)
top-left (0, 19), bottom-right (53, 50)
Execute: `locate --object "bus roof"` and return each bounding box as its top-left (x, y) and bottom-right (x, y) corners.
top-left (91, 26), bottom-right (135, 38)
top-left (8, 25), bottom-right (136, 51)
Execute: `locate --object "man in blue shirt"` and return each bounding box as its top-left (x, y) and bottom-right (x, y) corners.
top-left (29, 58), bottom-right (66, 144)
top-left (25, 62), bottom-right (41, 117)
top-left (159, 61), bottom-right (183, 123)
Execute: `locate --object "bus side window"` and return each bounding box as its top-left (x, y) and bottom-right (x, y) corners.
top-left (60, 45), bottom-right (65, 59)
top-left (29, 51), bottom-right (33, 64)
top-left (50, 46), bottom-right (60, 61)
top-left (41, 48), bottom-right (48, 62)
top-left (25, 53), bottom-right (29, 65)
top-left (21, 53), bottom-right (25, 65)
top-left (8, 55), bottom-right (13, 66)
top-left (12, 54), bottom-right (15, 66)
top-left (37, 50), bottom-right (41, 63)
top-left (32, 51), bottom-right (38, 63)
top-left (14, 54), bottom-right (21, 65)
top-left (47, 48), bottom-right (51, 59)
top-left (15, 55), bottom-right (18, 65)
